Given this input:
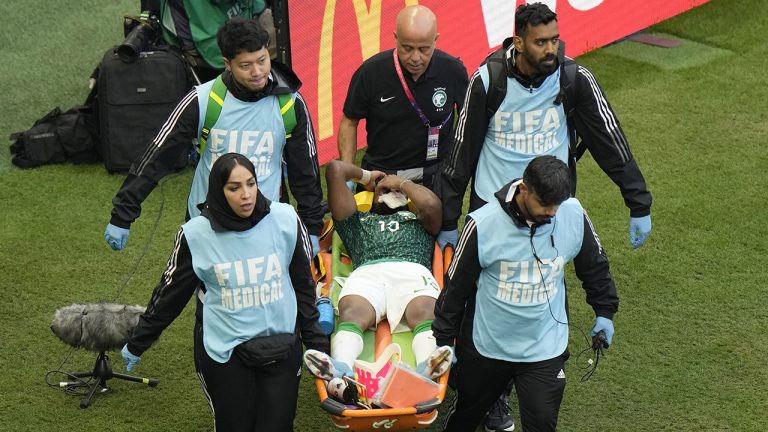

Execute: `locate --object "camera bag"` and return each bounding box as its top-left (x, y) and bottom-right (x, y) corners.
top-left (9, 104), bottom-right (99, 169)
top-left (96, 46), bottom-right (191, 173)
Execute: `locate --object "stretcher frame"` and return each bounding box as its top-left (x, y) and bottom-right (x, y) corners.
top-left (312, 192), bottom-right (453, 431)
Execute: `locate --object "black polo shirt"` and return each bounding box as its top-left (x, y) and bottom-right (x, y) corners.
top-left (343, 48), bottom-right (468, 174)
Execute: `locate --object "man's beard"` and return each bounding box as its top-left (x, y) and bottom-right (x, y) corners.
top-left (521, 198), bottom-right (552, 226)
top-left (523, 50), bottom-right (557, 75)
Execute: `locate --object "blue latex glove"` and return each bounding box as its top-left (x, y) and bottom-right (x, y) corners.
top-left (591, 316), bottom-right (615, 347)
top-left (345, 180), bottom-right (355, 192)
top-left (104, 223), bottom-right (130, 251)
top-left (629, 215), bottom-right (651, 248)
top-left (436, 229), bottom-right (458, 250)
top-left (310, 235), bottom-right (320, 256)
top-left (121, 344), bottom-right (141, 372)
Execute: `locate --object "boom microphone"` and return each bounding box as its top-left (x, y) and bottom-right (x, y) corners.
top-left (50, 303), bottom-right (145, 352)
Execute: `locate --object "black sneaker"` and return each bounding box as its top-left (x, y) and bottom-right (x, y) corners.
top-left (326, 376), bottom-right (359, 405)
top-left (484, 394), bottom-right (515, 431)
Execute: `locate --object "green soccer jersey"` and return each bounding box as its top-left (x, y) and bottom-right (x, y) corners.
top-left (335, 211), bottom-right (433, 270)
top-left (160, 0), bottom-right (266, 69)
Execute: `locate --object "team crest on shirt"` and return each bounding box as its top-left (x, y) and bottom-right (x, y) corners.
top-left (432, 89), bottom-right (447, 108)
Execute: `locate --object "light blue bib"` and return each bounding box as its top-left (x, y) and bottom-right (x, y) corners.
top-left (189, 80), bottom-right (288, 218)
top-left (183, 202), bottom-right (298, 363)
top-left (474, 66), bottom-right (569, 203)
top-left (471, 197), bottom-right (584, 362)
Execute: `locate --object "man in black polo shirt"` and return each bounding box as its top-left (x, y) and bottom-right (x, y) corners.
top-left (337, 4), bottom-right (468, 190)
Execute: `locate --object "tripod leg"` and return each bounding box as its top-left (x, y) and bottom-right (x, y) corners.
top-left (113, 372), bottom-right (159, 387)
top-left (80, 377), bottom-right (104, 409)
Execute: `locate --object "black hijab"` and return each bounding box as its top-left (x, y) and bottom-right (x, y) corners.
top-left (200, 153), bottom-right (271, 232)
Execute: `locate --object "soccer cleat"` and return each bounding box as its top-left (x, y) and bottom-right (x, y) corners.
top-left (422, 345), bottom-right (454, 380)
top-left (485, 395), bottom-right (515, 431)
top-left (303, 349), bottom-right (352, 381)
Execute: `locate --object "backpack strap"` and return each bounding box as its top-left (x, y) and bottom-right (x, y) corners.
top-left (558, 58), bottom-right (585, 161)
top-left (200, 79), bottom-right (297, 152)
top-left (483, 48), bottom-right (508, 121)
top-left (481, 41), bottom-right (585, 189)
top-left (484, 43), bottom-right (580, 145)
top-left (277, 92), bottom-right (297, 138)
top-left (554, 54), bottom-right (583, 190)
top-left (200, 75), bottom-right (227, 153)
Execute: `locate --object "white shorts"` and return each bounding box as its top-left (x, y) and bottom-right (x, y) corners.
top-left (338, 261), bottom-right (440, 333)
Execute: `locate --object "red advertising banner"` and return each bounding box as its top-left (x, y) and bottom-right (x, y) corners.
top-left (288, 0), bottom-right (710, 164)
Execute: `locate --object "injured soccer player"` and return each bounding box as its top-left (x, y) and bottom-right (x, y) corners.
top-left (304, 160), bottom-right (453, 403)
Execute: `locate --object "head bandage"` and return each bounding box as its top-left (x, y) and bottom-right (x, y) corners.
top-left (378, 191), bottom-right (408, 209)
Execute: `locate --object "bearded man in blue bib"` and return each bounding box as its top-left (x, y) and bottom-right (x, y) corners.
top-left (433, 156), bottom-right (619, 432)
top-left (435, 2), bottom-right (652, 254)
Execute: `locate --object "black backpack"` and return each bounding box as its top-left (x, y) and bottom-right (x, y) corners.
top-left (483, 41), bottom-right (585, 164)
top-left (96, 45), bottom-right (191, 173)
top-left (9, 104), bottom-right (99, 169)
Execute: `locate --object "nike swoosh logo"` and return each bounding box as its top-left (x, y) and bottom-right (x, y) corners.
top-left (414, 287), bottom-right (436, 293)
top-left (380, 96), bottom-right (395, 103)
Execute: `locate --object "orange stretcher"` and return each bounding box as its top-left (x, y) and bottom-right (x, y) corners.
top-left (311, 192), bottom-right (453, 431)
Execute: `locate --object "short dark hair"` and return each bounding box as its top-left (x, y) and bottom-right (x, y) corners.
top-left (523, 156), bottom-right (571, 207)
top-left (217, 17), bottom-right (270, 60)
top-left (515, 2), bottom-right (557, 38)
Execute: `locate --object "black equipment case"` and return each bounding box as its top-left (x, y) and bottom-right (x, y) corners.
top-left (97, 47), bottom-right (190, 173)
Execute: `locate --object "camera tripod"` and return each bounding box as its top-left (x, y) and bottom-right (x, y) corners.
top-left (63, 351), bottom-right (158, 408)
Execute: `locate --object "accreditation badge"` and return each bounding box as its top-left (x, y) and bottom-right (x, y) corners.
top-left (426, 126), bottom-right (440, 161)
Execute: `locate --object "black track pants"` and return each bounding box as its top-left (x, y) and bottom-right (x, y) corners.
top-left (442, 346), bottom-right (567, 432)
top-left (194, 321), bottom-right (303, 432)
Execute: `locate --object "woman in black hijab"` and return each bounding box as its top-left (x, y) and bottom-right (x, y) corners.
top-left (201, 152), bottom-right (272, 231)
top-left (121, 153), bottom-right (330, 431)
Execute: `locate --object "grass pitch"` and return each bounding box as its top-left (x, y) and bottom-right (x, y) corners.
top-left (1, 0), bottom-right (766, 430)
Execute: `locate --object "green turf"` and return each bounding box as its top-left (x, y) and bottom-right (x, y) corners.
top-left (602, 32), bottom-right (734, 70)
top-left (1, 0), bottom-right (767, 430)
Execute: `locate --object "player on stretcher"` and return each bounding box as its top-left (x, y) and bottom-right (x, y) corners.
top-left (303, 160), bottom-right (454, 407)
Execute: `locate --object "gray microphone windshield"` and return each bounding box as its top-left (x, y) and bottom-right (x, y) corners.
top-left (51, 303), bottom-right (146, 352)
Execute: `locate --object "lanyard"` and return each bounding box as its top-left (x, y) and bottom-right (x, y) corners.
top-left (392, 49), bottom-right (451, 129)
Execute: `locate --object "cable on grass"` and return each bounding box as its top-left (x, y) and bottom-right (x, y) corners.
top-left (530, 226), bottom-right (608, 382)
top-left (112, 172), bottom-right (183, 302)
top-left (46, 172), bottom-right (183, 393)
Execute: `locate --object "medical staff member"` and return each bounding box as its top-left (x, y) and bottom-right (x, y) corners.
top-left (434, 156), bottom-right (619, 432)
top-left (105, 17), bottom-right (323, 254)
top-left (121, 153), bottom-right (329, 431)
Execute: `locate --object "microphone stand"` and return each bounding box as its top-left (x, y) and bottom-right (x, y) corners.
top-left (63, 351), bottom-right (158, 408)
